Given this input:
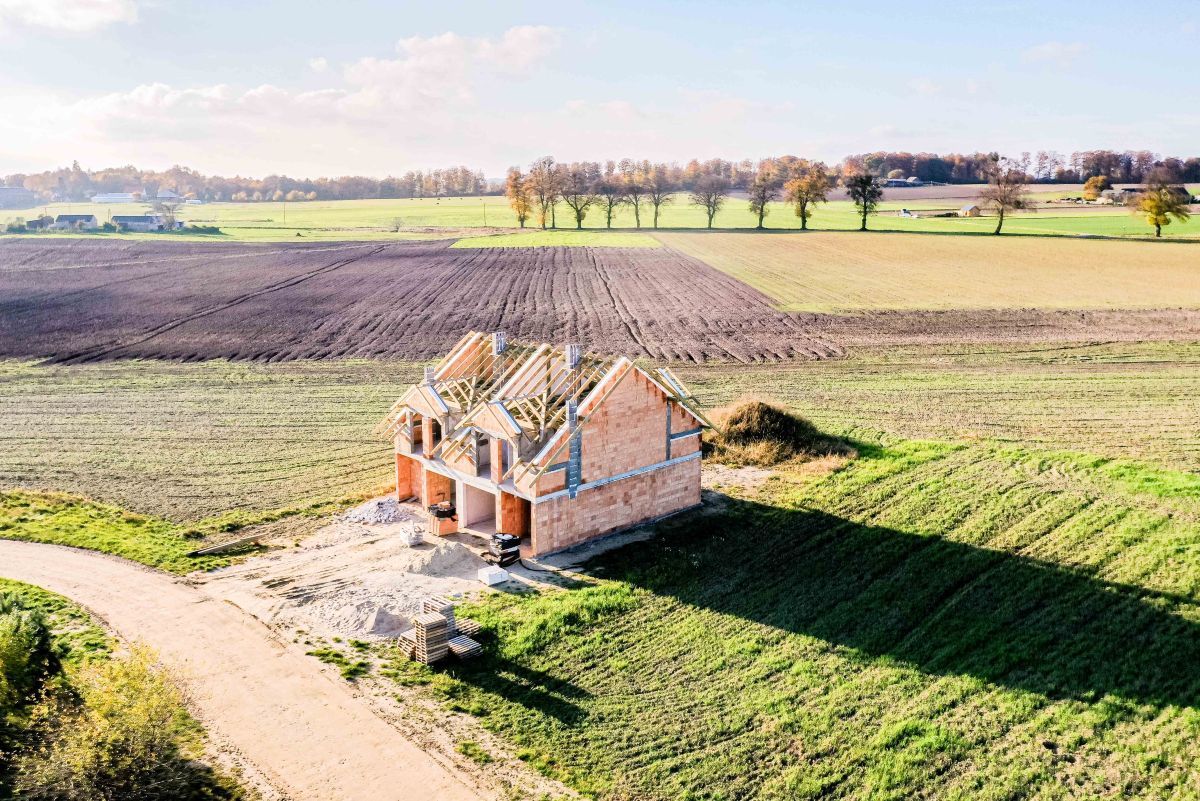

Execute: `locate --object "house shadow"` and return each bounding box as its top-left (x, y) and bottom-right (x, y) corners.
top-left (590, 497), bottom-right (1200, 711)
top-left (451, 657), bottom-right (591, 725)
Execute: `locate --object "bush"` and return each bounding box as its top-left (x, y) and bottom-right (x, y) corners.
top-left (13, 647), bottom-right (236, 800)
top-left (705, 399), bottom-right (852, 467)
top-left (0, 594), bottom-right (57, 711)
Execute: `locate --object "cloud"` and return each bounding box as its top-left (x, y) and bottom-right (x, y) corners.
top-left (0, 26), bottom-right (563, 174)
top-left (1022, 41), bottom-right (1085, 67)
top-left (908, 78), bottom-right (942, 96)
top-left (0, 0), bottom-right (137, 32)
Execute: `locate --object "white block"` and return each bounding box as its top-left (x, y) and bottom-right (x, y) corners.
top-left (477, 566), bottom-right (510, 586)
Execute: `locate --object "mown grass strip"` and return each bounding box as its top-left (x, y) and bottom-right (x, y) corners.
top-left (451, 231), bottom-right (661, 248)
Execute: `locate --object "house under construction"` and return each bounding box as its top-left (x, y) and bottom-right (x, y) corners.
top-left (378, 331), bottom-right (710, 556)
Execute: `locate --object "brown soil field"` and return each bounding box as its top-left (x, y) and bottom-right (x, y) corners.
top-left (2, 238), bottom-right (1196, 365)
top-left (0, 238), bottom-right (841, 363)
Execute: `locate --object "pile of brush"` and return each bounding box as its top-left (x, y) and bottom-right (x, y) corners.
top-left (704, 399), bottom-right (852, 467)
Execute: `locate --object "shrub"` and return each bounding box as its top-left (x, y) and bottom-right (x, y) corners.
top-left (0, 594), bottom-right (57, 711)
top-left (705, 399), bottom-right (852, 467)
top-left (13, 646), bottom-right (236, 800)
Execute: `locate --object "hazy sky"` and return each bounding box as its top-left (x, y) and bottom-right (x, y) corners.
top-left (1, 0), bottom-right (1197, 178)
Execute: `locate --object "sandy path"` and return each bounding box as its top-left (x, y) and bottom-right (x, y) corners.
top-left (0, 539), bottom-right (483, 801)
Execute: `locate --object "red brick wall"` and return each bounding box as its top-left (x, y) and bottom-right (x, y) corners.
top-left (530, 457), bottom-right (700, 554)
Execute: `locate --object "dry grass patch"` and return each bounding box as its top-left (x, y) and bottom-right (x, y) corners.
top-left (659, 231), bottom-right (1200, 312)
top-left (705, 399), bottom-right (854, 468)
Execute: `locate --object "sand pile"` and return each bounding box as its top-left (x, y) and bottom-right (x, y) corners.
top-left (199, 504), bottom-right (490, 640)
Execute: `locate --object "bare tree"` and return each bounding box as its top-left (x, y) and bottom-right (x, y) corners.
top-left (783, 161), bottom-right (830, 230)
top-left (747, 163), bottom-right (782, 229)
top-left (560, 164), bottom-right (600, 229)
top-left (526, 156), bottom-right (560, 229)
top-left (595, 177), bottom-right (628, 228)
top-left (844, 173), bottom-right (884, 231)
top-left (154, 199), bottom-right (183, 229)
top-left (619, 159), bottom-right (647, 228)
top-left (689, 175), bottom-right (730, 229)
top-left (646, 164), bottom-right (675, 228)
top-left (979, 156), bottom-right (1032, 235)
top-left (505, 167), bottom-right (531, 228)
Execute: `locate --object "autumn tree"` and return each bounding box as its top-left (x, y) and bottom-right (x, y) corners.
top-left (783, 162), bottom-right (830, 230)
top-left (505, 168), bottom-right (531, 227)
top-left (1082, 174), bottom-right (1111, 201)
top-left (560, 164), bottom-right (600, 229)
top-left (844, 173), bottom-right (884, 231)
top-left (979, 156), bottom-right (1032, 234)
top-left (620, 159), bottom-right (647, 228)
top-left (646, 164), bottom-right (675, 228)
top-left (1136, 175), bottom-right (1191, 237)
top-left (747, 164), bottom-right (782, 229)
top-left (595, 177), bottom-right (628, 228)
top-left (526, 156), bottom-right (561, 229)
top-left (689, 175), bottom-right (730, 228)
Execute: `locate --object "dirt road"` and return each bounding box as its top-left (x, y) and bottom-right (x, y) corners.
top-left (0, 539), bottom-right (483, 801)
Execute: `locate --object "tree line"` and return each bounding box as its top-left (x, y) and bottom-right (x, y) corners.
top-left (506, 155), bottom-right (1192, 237)
top-left (3, 162), bottom-right (488, 203)
top-left (6, 148), bottom-right (1197, 204)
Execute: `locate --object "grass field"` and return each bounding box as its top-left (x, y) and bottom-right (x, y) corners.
top-left (659, 231), bottom-right (1200, 312)
top-left (1, 343), bottom-right (1199, 796)
top-left (4, 190), bottom-right (1196, 241)
top-left (430, 436), bottom-right (1200, 799)
top-left (0, 359), bottom-right (417, 521)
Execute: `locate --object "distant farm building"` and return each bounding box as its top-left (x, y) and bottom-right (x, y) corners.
top-left (958, 204), bottom-right (982, 217)
top-left (0, 186), bottom-right (36, 209)
top-left (112, 214), bottom-right (182, 231)
top-left (379, 332), bottom-right (709, 556)
top-left (885, 177), bottom-right (926, 188)
top-left (91, 192), bottom-right (142, 204)
top-left (52, 214), bottom-right (98, 230)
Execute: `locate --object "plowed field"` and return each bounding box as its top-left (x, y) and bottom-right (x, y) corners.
top-left (3, 238), bottom-right (1196, 365)
top-left (0, 238), bottom-right (841, 363)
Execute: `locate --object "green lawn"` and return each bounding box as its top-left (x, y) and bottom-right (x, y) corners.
top-left (423, 437), bottom-right (1200, 799)
top-left (5, 191), bottom-right (1195, 241)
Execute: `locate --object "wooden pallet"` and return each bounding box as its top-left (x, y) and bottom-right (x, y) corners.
top-left (448, 635), bottom-right (483, 659)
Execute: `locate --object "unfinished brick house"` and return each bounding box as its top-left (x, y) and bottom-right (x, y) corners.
top-left (378, 331), bottom-right (710, 556)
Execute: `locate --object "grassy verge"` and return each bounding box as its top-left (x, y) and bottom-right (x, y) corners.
top-left (0, 488), bottom-right (363, 573)
top-left (451, 230), bottom-right (661, 248)
top-left (388, 438), bottom-right (1200, 799)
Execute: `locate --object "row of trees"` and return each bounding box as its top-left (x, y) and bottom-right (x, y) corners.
top-left (6, 149), bottom-right (1197, 204)
top-left (504, 156), bottom-right (837, 231)
top-left (842, 150), bottom-right (1200, 184)
top-left (4, 162), bottom-right (488, 203)
top-left (506, 155), bottom-right (1192, 237)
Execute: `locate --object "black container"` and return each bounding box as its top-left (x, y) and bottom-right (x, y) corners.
top-left (490, 533), bottom-right (521, 566)
top-left (427, 502), bottom-right (457, 520)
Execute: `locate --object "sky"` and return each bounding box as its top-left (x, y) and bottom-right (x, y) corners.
top-left (1, 0), bottom-right (1197, 179)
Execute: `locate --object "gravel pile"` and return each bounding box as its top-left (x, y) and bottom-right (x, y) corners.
top-left (340, 497), bottom-right (414, 525)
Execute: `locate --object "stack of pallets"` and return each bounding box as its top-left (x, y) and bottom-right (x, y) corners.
top-left (410, 611), bottom-right (450, 665)
top-left (422, 596), bottom-right (456, 635)
top-left (455, 618), bottom-right (482, 638)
